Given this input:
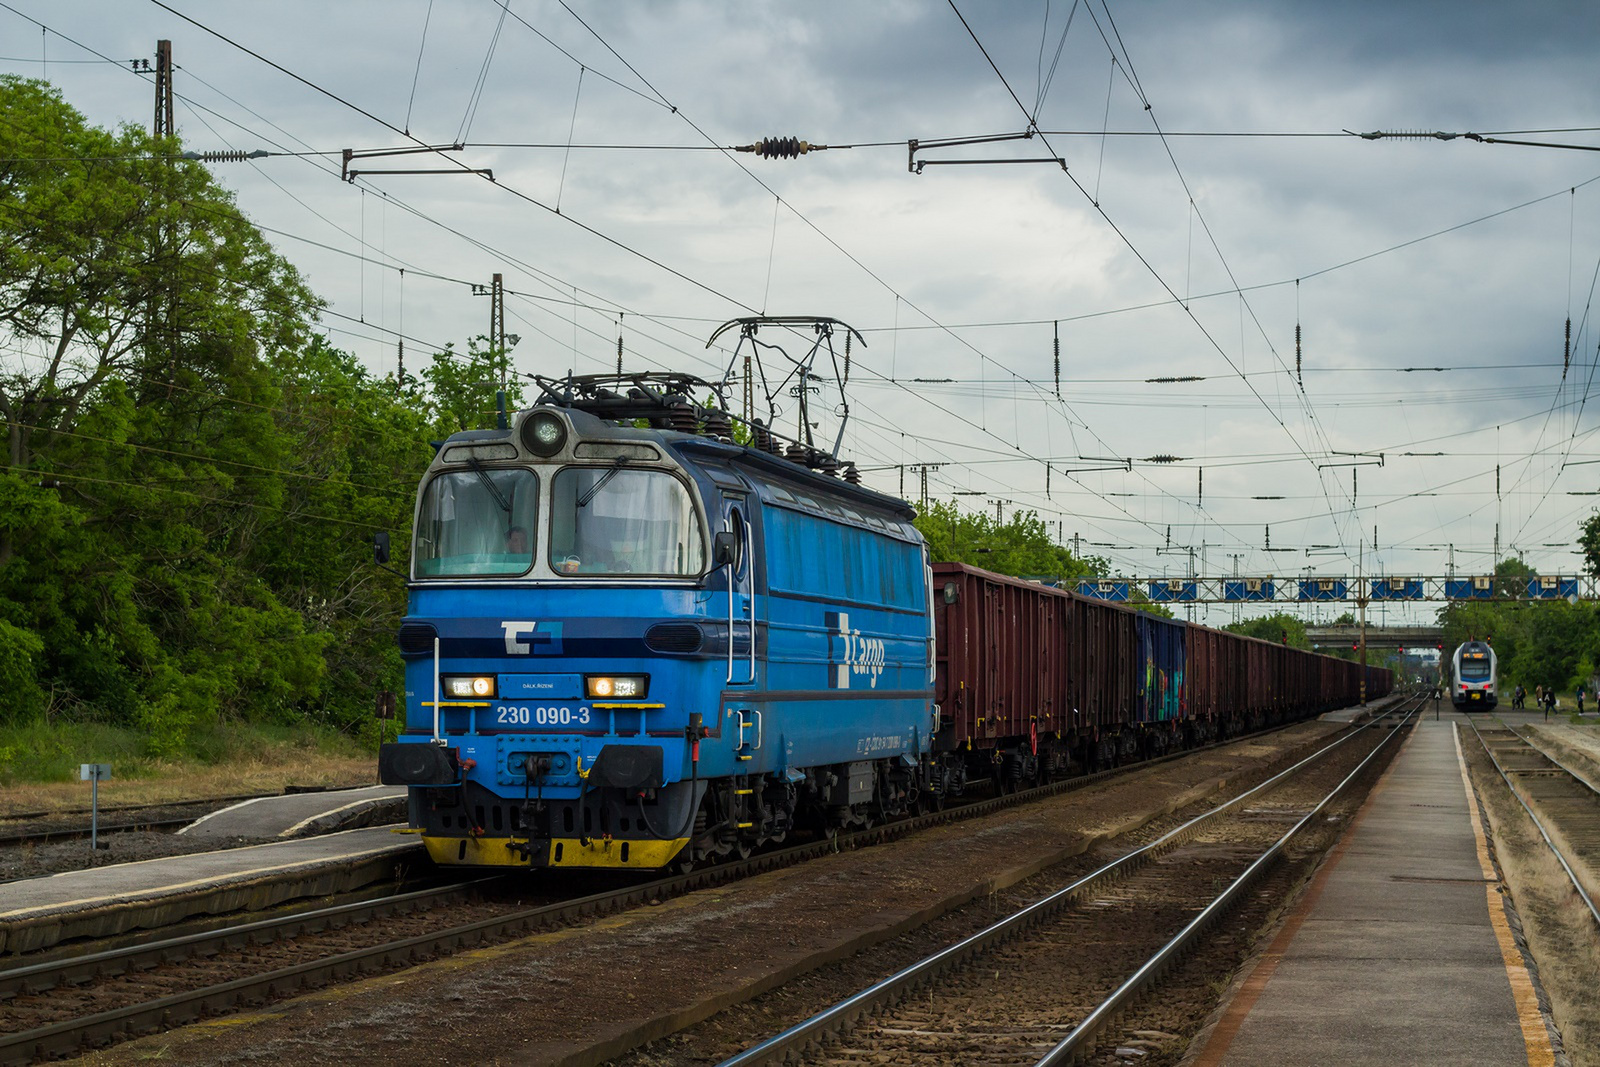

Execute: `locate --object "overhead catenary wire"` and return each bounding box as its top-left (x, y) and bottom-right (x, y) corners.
top-left (9, 6), bottom-right (1587, 585)
top-left (944, 0), bottom-right (1353, 567)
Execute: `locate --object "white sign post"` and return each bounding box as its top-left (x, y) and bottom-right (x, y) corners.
top-left (79, 763), bottom-right (112, 850)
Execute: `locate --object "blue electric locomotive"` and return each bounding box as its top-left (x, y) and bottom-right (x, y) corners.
top-left (378, 372), bottom-right (935, 870)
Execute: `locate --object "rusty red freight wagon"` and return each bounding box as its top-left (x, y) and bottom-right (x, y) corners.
top-left (928, 562), bottom-right (1392, 797)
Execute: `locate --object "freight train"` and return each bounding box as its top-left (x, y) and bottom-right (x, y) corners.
top-left (930, 563), bottom-right (1389, 794)
top-left (378, 369), bottom-right (1391, 871)
top-left (1450, 640), bottom-right (1497, 710)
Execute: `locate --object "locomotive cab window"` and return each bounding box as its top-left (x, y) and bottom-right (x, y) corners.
top-left (725, 507), bottom-right (747, 575)
top-left (550, 467), bottom-right (705, 576)
top-left (1460, 657), bottom-right (1491, 680)
top-left (414, 468), bottom-right (539, 577)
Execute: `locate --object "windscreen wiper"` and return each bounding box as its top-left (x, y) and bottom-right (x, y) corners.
top-left (576, 458), bottom-right (628, 509)
top-left (466, 459), bottom-right (513, 514)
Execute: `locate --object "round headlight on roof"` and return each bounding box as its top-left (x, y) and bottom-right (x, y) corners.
top-left (521, 410), bottom-right (568, 457)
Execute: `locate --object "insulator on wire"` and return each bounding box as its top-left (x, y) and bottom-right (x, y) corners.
top-left (737, 136), bottom-right (824, 160)
top-left (843, 333), bottom-right (851, 385)
top-left (1295, 322), bottom-right (1302, 387)
top-left (1565, 317), bottom-right (1572, 377)
top-left (179, 149), bottom-right (267, 163)
top-left (1053, 321), bottom-right (1061, 398)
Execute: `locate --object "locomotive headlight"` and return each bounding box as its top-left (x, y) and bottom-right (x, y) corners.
top-left (586, 674), bottom-right (648, 699)
top-left (442, 675), bottom-right (497, 699)
top-left (521, 411), bottom-right (568, 457)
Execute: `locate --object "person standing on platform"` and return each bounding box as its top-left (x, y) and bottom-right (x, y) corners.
top-left (1543, 686), bottom-right (1556, 719)
top-left (1578, 685), bottom-right (1586, 714)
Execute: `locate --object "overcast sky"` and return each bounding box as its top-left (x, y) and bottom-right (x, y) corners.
top-left (6, 1), bottom-right (1600, 626)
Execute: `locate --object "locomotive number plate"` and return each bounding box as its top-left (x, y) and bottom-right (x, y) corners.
top-left (493, 705), bottom-right (594, 727)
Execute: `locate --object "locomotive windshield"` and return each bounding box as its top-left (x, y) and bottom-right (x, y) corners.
top-left (414, 468), bottom-right (539, 577)
top-left (550, 466), bottom-right (705, 576)
top-left (1460, 655), bottom-right (1491, 680)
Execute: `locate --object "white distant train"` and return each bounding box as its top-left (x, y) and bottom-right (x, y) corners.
top-left (1450, 640), bottom-right (1497, 710)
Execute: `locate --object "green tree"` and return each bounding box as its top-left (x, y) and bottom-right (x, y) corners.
top-left (914, 500), bottom-right (1105, 581)
top-left (0, 77), bottom-right (311, 556)
top-left (421, 337), bottom-right (525, 438)
top-left (0, 79), bottom-right (422, 750)
top-left (1223, 612), bottom-right (1311, 649)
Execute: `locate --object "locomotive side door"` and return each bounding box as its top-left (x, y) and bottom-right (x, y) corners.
top-left (721, 491), bottom-right (757, 688)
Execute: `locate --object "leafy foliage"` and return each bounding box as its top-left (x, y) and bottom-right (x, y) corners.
top-left (1222, 612), bottom-right (1310, 649)
top-left (914, 500), bottom-right (1105, 581)
top-left (0, 80), bottom-right (505, 763)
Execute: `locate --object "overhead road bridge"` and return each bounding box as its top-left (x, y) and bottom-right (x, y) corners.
top-left (1305, 625), bottom-right (1443, 650)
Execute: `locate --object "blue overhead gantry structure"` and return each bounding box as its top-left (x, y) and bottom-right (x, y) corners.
top-left (1060, 574), bottom-right (1591, 604)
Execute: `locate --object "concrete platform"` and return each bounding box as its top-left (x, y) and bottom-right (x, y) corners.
top-left (1191, 719), bottom-right (1557, 1067)
top-left (180, 784), bottom-right (406, 839)
top-left (0, 825), bottom-right (423, 955)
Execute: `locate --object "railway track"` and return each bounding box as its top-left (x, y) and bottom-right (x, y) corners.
top-left (0, 705), bottom-right (1398, 1065)
top-left (0, 817), bottom-right (194, 849)
top-left (720, 694), bottom-right (1421, 1067)
top-left (0, 786), bottom-right (358, 850)
top-left (1472, 720), bottom-right (1600, 928)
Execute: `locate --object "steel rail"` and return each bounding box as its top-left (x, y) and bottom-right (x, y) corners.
top-left (718, 694), bottom-right (1421, 1067)
top-left (0, 791), bottom-right (282, 824)
top-left (0, 702), bottom-right (1388, 1065)
top-left (1471, 722), bottom-right (1600, 929)
top-left (1499, 720), bottom-right (1600, 799)
top-left (0, 818), bottom-right (193, 848)
top-left (0, 876), bottom-right (505, 1001)
top-left (0, 786), bottom-right (380, 846)
top-left (1034, 700), bottom-right (1418, 1066)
